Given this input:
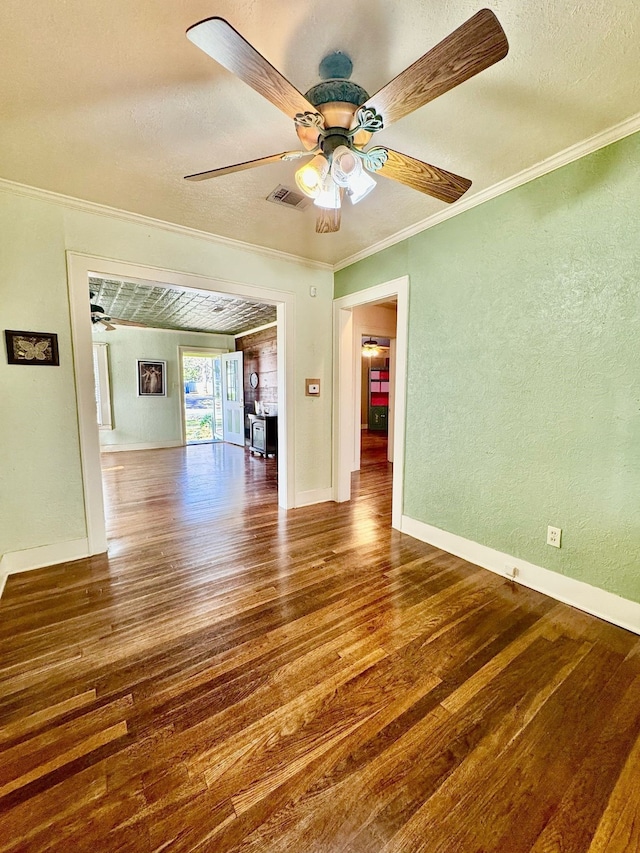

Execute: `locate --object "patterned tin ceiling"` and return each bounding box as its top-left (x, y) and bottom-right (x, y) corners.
top-left (89, 277), bottom-right (276, 336)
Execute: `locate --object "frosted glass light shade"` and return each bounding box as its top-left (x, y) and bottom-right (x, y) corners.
top-left (295, 154), bottom-right (329, 198)
top-left (313, 176), bottom-right (341, 210)
top-left (331, 145), bottom-right (362, 186)
top-left (347, 169), bottom-right (376, 204)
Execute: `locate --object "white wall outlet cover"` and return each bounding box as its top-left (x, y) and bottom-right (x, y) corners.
top-left (547, 525), bottom-right (562, 547)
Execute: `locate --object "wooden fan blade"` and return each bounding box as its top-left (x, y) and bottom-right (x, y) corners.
top-left (109, 317), bottom-right (150, 329)
top-left (316, 206), bottom-right (341, 234)
top-left (363, 9), bottom-right (508, 127)
top-left (185, 151), bottom-right (312, 182)
top-left (187, 18), bottom-right (318, 120)
top-left (376, 148), bottom-right (471, 203)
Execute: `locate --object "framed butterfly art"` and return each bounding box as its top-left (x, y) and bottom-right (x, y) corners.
top-left (5, 330), bottom-right (59, 366)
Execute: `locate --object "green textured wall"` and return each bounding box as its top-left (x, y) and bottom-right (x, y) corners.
top-left (335, 131), bottom-right (640, 603)
top-left (92, 326), bottom-right (233, 448)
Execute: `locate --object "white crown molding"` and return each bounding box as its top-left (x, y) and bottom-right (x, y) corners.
top-left (2, 113), bottom-right (638, 276)
top-left (94, 324), bottom-right (235, 341)
top-left (234, 321), bottom-right (278, 339)
top-left (0, 177), bottom-right (333, 273)
top-left (402, 515), bottom-right (640, 636)
top-left (334, 112), bottom-right (640, 272)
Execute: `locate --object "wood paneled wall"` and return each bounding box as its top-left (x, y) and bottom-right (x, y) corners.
top-left (235, 325), bottom-right (277, 413)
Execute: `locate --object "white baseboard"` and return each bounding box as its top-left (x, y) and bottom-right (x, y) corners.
top-left (401, 515), bottom-right (640, 636)
top-left (100, 440), bottom-right (183, 453)
top-left (295, 488), bottom-right (334, 508)
top-left (0, 538), bottom-right (90, 599)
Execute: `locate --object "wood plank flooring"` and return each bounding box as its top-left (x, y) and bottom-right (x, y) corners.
top-left (1, 435), bottom-right (639, 852)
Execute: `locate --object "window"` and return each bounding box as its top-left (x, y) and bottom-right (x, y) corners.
top-left (92, 342), bottom-right (113, 429)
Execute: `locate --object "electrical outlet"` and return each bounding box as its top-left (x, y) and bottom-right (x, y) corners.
top-left (547, 526), bottom-right (562, 548)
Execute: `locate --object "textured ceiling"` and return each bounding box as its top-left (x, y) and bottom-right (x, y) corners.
top-left (89, 277), bottom-right (276, 336)
top-left (1, 1), bottom-right (639, 266)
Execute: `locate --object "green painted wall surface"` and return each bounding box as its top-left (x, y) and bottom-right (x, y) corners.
top-left (0, 189), bottom-right (333, 558)
top-left (0, 197), bottom-right (87, 552)
top-left (335, 131), bottom-right (640, 603)
top-left (334, 241), bottom-right (409, 297)
top-left (92, 327), bottom-right (233, 448)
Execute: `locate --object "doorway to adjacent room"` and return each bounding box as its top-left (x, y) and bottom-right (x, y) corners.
top-left (181, 350), bottom-right (223, 444)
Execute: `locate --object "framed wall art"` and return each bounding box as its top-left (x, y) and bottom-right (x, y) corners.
top-left (137, 359), bottom-right (166, 396)
top-left (5, 330), bottom-right (60, 366)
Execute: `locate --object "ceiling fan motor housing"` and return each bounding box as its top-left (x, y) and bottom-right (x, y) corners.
top-left (296, 79), bottom-right (372, 151)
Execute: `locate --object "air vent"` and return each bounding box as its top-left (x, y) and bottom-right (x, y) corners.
top-left (266, 185), bottom-right (311, 212)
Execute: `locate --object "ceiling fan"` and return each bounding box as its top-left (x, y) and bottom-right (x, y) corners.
top-left (90, 293), bottom-right (148, 332)
top-left (184, 9), bottom-right (508, 234)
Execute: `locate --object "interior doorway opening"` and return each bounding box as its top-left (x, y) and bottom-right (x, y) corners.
top-left (333, 276), bottom-right (409, 531)
top-left (68, 254), bottom-right (296, 557)
top-left (181, 351), bottom-right (223, 444)
top-left (361, 334), bottom-right (392, 466)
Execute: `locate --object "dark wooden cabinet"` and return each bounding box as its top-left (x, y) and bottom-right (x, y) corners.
top-left (248, 414), bottom-right (278, 457)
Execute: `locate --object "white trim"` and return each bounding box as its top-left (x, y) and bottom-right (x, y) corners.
top-left (334, 112), bottom-right (640, 271)
top-left (0, 178), bottom-right (331, 272)
top-left (100, 439), bottom-right (184, 453)
top-left (102, 325), bottom-right (235, 340)
top-left (2, 115), bottom-right (638, 275)
top-left (92, 341), bottom-right (113, 429)
top-left (0, 539), bottom-right (90, 599)
top-left (333, 276), bottom-right (409, 531)
top-left (295, 488), bottom-right (334, 508)
top-left (67, 254), bottom-right (297, 555)
top-left (234, 321), bottom-right (278, 339)
top-left (401, 516), bottom-right (640, 636)
top-left (276, 300), bottom-right (295, 509)
top-left (178, 346), bottom-right (229, 356)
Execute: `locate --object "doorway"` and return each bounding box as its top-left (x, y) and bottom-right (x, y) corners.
top-left (181, 350), bottom-right (223, 444)
top-left (360, 335), bottom-right (392, 465)
top-left (68, 254), bottom-right (296, 557)
top-left (333, 276), bottom-right (409, 531)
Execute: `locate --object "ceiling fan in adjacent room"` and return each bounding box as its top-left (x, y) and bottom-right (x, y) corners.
top-left (184, 9), bottom-right (508, 233)
top-left (90, 293), bottom-right (148, 332)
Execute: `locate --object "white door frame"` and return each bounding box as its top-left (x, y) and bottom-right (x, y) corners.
top-left (332, 276), bottom-right (409, 530)
top-left (178, 346), bottom-right (227, 445)
top-left (67, 252), bottom-right (296, 555)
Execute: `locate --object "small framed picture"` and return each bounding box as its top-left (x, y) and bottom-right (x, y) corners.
top-left (137, 359), bottom-right (166, 396)
top-left (5, 330), bottom-right (60, 366)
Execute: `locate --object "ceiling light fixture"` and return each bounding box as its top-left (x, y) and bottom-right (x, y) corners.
top-left (185, 10), bottom-right (509, 234)
top-left (346, 169), bottom-right (376, 205)
top-left (294, 153), bottom-right (329, 198)
top-left (362, 337), bottom-right (379, 356)
top-left (313, 174), bottom-right (341, 210)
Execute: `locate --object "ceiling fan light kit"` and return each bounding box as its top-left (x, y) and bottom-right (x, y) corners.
top-left (313, 175), bottom-right (342, 210)
top-left (294, 153), bottom-right (329, 198)
top-left (185, 10), bottom-right (509, 233)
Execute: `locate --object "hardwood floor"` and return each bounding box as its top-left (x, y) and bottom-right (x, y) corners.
top-left (1, 439), bottom-right (639, 852)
